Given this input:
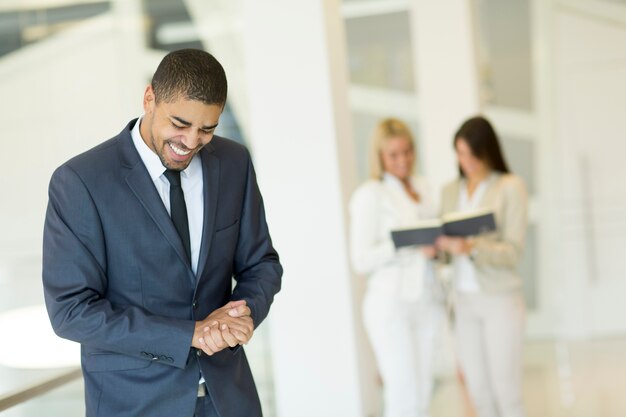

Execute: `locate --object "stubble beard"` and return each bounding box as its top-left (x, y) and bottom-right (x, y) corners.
top-left (151, 133), bottom-right (194, 172)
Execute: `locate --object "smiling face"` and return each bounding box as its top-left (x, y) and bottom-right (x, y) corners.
top-left (380, 135), bottom-right (415, 181)
top-left (140, 85), bottom-right (222, 171)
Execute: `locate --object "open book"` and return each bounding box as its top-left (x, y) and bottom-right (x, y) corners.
top-left (390, 209), bottom-right (496, 248)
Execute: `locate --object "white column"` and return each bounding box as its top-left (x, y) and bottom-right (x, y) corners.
top-left (409, 0), bottom-right (481, 192)
top-left (241, 1), bottom-right (366, 416)
top-left (183, 0), bottom-right (251, 141)
top-left (111, 0), bottom-right (146, 117)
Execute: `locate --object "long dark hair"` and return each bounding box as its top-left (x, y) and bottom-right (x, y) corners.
top-left (454, 116), bottom-right (510, 177)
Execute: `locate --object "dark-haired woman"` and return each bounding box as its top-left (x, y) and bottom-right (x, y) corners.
top-left (436, 116), bottom-right (527, 417)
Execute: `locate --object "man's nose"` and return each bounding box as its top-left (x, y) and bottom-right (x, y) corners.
top-left (181, 133), bottom-right (201, 150)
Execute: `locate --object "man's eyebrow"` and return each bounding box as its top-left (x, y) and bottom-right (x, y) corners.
top-left (171, 116), bottom-right (191, 126)
top-left (171, 116), bottom-right (218, 131)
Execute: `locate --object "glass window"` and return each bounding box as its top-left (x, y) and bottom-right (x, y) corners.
top-left (345, 11), bottom-right (415, 92)
top-left (0, 2), bottom-right (111, 59)
top-left (474, 0), bottom-right (533, 110)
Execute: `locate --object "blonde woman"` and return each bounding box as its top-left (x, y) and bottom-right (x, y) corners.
top-left (436, 116), bottom-right (527, 417)
top-left (350, 118), bottom-right (443, 417)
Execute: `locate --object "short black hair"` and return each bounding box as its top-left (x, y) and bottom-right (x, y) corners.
top-left (454, 116), bottom-right (510, 176)
top-left (151, 49), bottom-right (227, 106)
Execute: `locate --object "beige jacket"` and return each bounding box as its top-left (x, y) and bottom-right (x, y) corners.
top-left (440, 172), bottom-right (528, 293)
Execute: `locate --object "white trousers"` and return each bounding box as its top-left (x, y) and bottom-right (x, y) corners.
top-left (454, 292), bottom-right (526, 417)
top-left (363, 291), bottom-right (443, 417)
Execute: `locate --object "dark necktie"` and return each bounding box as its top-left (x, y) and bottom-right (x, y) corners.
top-left (163, 169), bottom-right (191, 263)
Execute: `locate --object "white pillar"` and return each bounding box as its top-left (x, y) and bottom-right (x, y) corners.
top-left (111, 0), bottom-right (145, 117)
top-left (183, 0), bottom-right (251, 141)
top-left (409, 0), bottom-right (481, 192)
top-left (241, 1), bottom-right (366, 416)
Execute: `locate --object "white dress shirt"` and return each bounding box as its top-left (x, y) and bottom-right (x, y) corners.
top-left (132, 118), bottom-right (208, 385)
top-left (349, 173), bottom-right (437, 300)
top-left (131, 117), bottom-right (204, 275)
top-left (453, 175), bottom-right (492, 293)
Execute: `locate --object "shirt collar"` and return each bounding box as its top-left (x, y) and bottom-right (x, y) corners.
top-left (131, 116), bottom-right (202, 182)
top-left (383, 172), bottom-right (414, 189)
top-left (460, 171), bottom-right (497, 188)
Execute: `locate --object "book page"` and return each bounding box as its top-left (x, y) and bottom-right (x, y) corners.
top-left (441, 208), bottom-right (494, 223)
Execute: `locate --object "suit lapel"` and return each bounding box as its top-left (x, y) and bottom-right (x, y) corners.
top-left (478, 173), bottom-right (501, 210)
top-left (118, 123), bottom-right (194, 278)
top-left (381, 182), bottom-right (417, 227)
top-left (126, 165), bottom-right (194, 274)
top-left (195, 147), bottom-right (219, 280)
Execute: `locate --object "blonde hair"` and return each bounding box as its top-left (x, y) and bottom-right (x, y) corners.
top-left (368, 118), bottom-right (416, 180)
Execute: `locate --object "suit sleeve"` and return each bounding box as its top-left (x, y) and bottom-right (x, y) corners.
top-left (472, 177), bottom-right (528, 269)
top-left (230, 152), bottom-right (283, 328)
top-left (43, 165), bottom-right (195, 369)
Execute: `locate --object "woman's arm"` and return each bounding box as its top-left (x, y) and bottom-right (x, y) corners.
top-left (472, 176), bottom-right (528, 269)
top-left (349, 183), bottom-right (395, 275)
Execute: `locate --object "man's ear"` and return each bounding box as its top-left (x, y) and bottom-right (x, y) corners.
top-left (143, 85), bottom-right (155, 114)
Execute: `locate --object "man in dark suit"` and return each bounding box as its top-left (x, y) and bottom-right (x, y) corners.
top-left (42, 49), bottom-right (282, 417)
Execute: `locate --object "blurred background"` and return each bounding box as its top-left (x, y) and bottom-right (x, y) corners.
top-left (0, 0), bottom-right (625, 416)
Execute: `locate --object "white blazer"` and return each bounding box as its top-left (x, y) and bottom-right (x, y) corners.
top-left (349, 174), bottom-right (437, 301)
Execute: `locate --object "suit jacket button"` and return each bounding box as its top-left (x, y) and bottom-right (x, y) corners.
top-left (192, 300), bottom-right (198, 309)
top-left (196, 349), bottom-right (202, 357)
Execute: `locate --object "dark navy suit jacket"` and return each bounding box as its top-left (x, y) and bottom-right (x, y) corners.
top-left (42, 119), bottom-right (282, 417)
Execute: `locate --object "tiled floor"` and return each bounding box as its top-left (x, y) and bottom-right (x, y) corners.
top-left (430, 339), bottom-right (626, 417)
top-left (3, 338), bottom-right (626, 416)
top-left (1, 377), bottom-right (84, 417)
